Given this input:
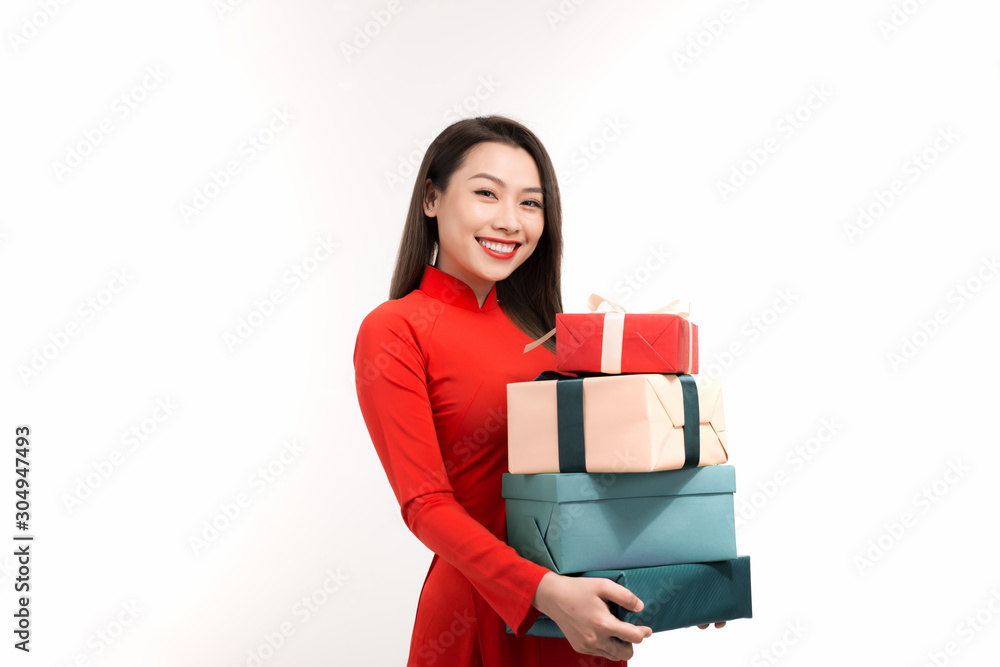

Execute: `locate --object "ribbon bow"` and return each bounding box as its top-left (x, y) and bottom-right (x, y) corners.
top-left (523, 295), bottom-right (692, 373)
top-left (585, 294), bottom-right (690, 318)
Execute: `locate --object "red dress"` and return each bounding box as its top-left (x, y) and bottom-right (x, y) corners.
top-left (354, 265), bottom-right (627, 666)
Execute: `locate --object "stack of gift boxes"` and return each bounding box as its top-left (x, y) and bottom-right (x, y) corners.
top-left (502, 297), bottom-right (752, 637)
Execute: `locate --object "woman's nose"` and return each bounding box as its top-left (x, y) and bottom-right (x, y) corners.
top-left (493, 201), bottom-right (522, 233)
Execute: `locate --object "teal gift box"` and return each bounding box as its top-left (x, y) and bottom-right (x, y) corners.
top-left (502, 465), bottom-right (737, 574)
top-left (515, 556), bottom-right (752, 637)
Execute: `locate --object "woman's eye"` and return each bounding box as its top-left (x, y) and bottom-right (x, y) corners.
top-left (475, 190), bottom-right (542, 208)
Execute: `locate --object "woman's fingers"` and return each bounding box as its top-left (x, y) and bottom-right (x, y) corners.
top-left (696, 621), bottom-right (728, 629)
top-left (574, 630), bottom-right (635, 661)
top-left (600, 579), bottom-right (645, 614)
top-left (606, 639), bottom-right (635, 661)
top-left (596, 581), bottom-right (653, 643)
top-left (608, 619), bottom-right (652, 644)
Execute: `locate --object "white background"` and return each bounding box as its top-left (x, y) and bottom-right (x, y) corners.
top-left (3, 0), bottom-right (999, 665)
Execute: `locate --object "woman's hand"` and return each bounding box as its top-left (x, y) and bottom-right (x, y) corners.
top-left (696, 622), bottom-right (727, 629)
top-left (532, 571), bottom-right (653, 661)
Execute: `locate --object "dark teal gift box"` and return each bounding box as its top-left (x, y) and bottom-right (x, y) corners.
top-left (502, 465), bottom-right (737, 574)
top-left (516, 556), bottom-right (752, 637)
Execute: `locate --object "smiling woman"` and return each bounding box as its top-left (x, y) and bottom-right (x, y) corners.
top-left (353, 116), bottom-right (652, 666)
top-left (424, 142), bottom-right (546, 306)
top-left (388, 116), bottom-right (564, 349)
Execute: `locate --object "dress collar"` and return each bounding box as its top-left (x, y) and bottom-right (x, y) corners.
top-left (418, 264), bottom-right (498, 312)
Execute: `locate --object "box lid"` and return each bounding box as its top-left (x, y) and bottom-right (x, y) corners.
top-left (502, 464), bottom-right (735, 502)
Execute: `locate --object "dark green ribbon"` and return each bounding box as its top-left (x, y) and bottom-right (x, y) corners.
top-left (534, 371), bottom-right (590, 472)
top-left (556, 378), bottom-right (586, 472)
top-left (678, 374), bottom-right (701, 468)
top-left (533, 371), bottom-right (701, 472)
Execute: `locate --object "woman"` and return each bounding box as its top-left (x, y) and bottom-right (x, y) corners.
top-left (353, 115), bottom-right (652, 665)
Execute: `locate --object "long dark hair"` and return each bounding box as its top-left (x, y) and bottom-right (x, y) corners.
top-left (389, 115), bottom-right (563, 353)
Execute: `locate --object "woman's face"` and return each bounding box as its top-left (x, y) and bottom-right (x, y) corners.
top-left (425, 141), bottom-right (545, 302)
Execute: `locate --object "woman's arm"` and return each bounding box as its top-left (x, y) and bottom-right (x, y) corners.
top-left (354, 306), bottom-right (548, 632)
top-left (354, 305), bottom-right (654, 655)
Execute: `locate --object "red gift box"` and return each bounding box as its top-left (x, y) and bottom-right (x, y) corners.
top-left (555, 311), bottom-right (698, 374)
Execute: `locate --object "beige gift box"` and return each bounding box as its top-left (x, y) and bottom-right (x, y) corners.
top-left (507, 373), bottom-right (727, 474)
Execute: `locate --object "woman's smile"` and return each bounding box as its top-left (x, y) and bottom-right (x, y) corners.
top-left (476, 236), bottom-right (521, 258)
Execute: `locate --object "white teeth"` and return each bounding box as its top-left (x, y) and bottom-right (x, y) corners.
top-left (478, 239), bottom-right (516, 253)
